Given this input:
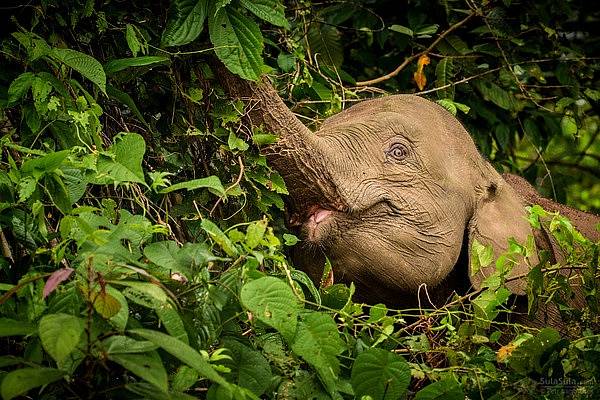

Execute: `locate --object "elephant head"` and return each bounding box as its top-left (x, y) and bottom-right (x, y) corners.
top-left (278, 95), bottom-right (536, 305)
top-left (213, 67), bottom-right (542, 306)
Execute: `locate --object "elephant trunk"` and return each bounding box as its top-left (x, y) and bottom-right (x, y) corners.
top-left (211, 62), bottom-right (345, 219)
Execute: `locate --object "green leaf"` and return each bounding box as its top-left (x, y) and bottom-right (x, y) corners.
top-left (162, 0), bottom-right (208, 46)
top-left (108, 351), bottom-right (169, 392)
top-left (106, 85), bottom-right (149, 128)
top-left (201, 219), bottom-right (239, 257)
top-left (245, 219), bottom-right (267, 250)
top-left (240, 0), bottom-right (289, 28)
top-left (350, 348), bottom-right (411, 400)
top-left (291, 312), bottom-right (344, 395)
top-left (107, 285), bottom-right (129, 331)
top-left (21, 150), bottom-right (70, 177)
top-left (415, 378), bottom-right (464, 400)
top-left (508, 328), bottom-right (562, 374)
top-left (93, 290), bottom-right (122, 319)
top-left (104, 56), bottom-right (170, 74)
top-left (276, 53), bottom-right (296, 73)
top-left (227, 131), bottom-right (249, 152)
top-left (38, 313), bottom-right (84, 364)
top-left (7, 72), bottom-right (35, 106)
top-left (129, 329), bottom-right (228, 387)
top-left (221, 339), bottom-right (272, 396)
top-left (307, 23), bottom-right (343, 68)
top-left (1, 367), bottom-right (64, 400)
top-left (155, 303), bottom-right (189, 344)
top-left (50, 48), bottom-right (106, 93)
top-left (103, 335), bottom-right (158, 354)
top-left (389, 24), bottom-right (413, 36)
top-left (474, 80), bottom-right (518, 111)
top-left (241, 277), bottom-right (299, 340)
top-left (0, 318), bottom-right (36, 337)
top-left (172, 366), bottom-right (199, 392)
top-left (560, 115), bottom-right (577, 136)
top-left (470, 239), bottom-right (494, 277)
top-left (209, 6), bottom-right (265, 81)
top-left (283, 233), bottom-right (299, 246)
top-left (95, 133), bottom-right (146, 185)
top-left (435, 58), bottom-right (454, 99)
top-left (125, 24), bottom-right (141, 56)
top-left (161, 176), bottom-right (225, 196)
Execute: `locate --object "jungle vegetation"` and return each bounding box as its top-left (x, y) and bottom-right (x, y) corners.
top-left (0, 0), bottom-right (599, 399)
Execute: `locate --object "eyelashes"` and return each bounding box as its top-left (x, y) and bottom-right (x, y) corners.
top-left (385, 142), bottom-right (409, 162)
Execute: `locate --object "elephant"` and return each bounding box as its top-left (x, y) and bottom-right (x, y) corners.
top-left (212, 65), bottom-right (600, 328)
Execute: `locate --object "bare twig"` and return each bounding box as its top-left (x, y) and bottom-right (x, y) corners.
top-left (356, 12), bottom-right (475, 86)
top-left (209, 156), bottom-right (245, 216)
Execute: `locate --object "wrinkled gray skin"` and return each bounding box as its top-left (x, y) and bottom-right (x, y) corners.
top-left (214, 67), bottom-right (600, 325)
top-left (285, 95), bottom-right (542, 306)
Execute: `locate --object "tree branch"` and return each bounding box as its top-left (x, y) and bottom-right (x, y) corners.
top-left (356, 12), bottom-right (475, 87)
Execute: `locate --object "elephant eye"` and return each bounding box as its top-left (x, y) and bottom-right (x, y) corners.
top-left (385, 142), bottom-right (409, 162)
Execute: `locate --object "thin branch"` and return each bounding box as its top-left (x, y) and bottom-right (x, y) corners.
top-left (356, 12), bottom-right (475, 86)
top-left (210, 156), bottom-right (245, 216)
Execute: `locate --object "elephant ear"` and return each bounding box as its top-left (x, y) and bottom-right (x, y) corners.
top-left (467, 179), bottom-right (536, 295)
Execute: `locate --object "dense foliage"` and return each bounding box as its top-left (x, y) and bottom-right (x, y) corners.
top-left (0, 0), bottom-right (598, 399)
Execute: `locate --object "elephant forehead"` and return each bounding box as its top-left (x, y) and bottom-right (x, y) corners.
top-left (316, 111), bottom-right (450, 145)
top-left (319, 95), bottom-right (465, 142)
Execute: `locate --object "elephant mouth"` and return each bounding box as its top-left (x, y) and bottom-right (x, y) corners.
top-left (288, 203), bottom-right (345, 242)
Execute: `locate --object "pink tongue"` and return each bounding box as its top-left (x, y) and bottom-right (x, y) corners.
top-left (313, 209), bottom-right (333, 223)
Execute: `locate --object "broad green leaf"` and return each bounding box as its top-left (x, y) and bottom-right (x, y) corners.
top-left (125, 24), bottom-right (141, 56)
top-left (107, 285), bottom-right (129, 331)
top-left (472, 287), bottom-right (511, 328)
top-left (291, 312), bottom-right (344, 395)
top-left (118, 281), bottom-right (169, 307)
top-left (172, 365), bottom-right (199, 392)
top-left (162, 0), bottom-right (208, 46)
top-left (240, 0), bottom-right (289, 28)
top-left (144, 241), bottom-right (214, 277)
top-left (160, 176), bottom-right (225, 196)
top-left (276, 53), bottom-right (296, 73)
top-left (108, 350), bottom-right (168, 392)
top-left (201, 219), bottom-right (239, 257)
top-left (103, 335), bottom-right (158, 354)
top-left (93, 290), bottom-right (122, 319)
top-left (508, 328), bottom-right (562, 374)
top-left (469, 239), bottom-right (494, 277)
top-left (7, 72), bottom-right (35, 106)
top-left (241, 277), bottom-right (299, 341)
top-left (414, 378), bottom-right (464, 400)
top-left (209, 6), bottom-right (265, 81)
top-left (21, 150), bottom-right (70, 177)
top-left (435, 58), bottom-right (454, 99)
top-left (227, 131), bottom-right (249, 152)
top-left (39, 313), bottom-right (84, 364)
top-left (50, 48), bottom-right (106, 93)
top-left (389, 24), bottom-right (413, 36)
top-left (474, 80), bottom-right (518, 111)
top-left (155, 303), bottom-right (189, 344)
top-left (129, 329), bottom-right (228, 387)
top-left (283, 233), bottom-right (299, 246)
top-left (221, 338), bottom-right (272, 396)
top-left (245, 219), bottom-right (267, 250)
top-left (560, 115), bottom-right (577, 136)
top-left (350, 348), bottom-right (411, 400)
top-left (1, 367), bottom-right (64, 400)
top-left (95, 133), bottom-right (146, 185)
top-left (0, 318), bottom-right (36, 337)
top-left (104, 56), bottom-right (170, 74)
